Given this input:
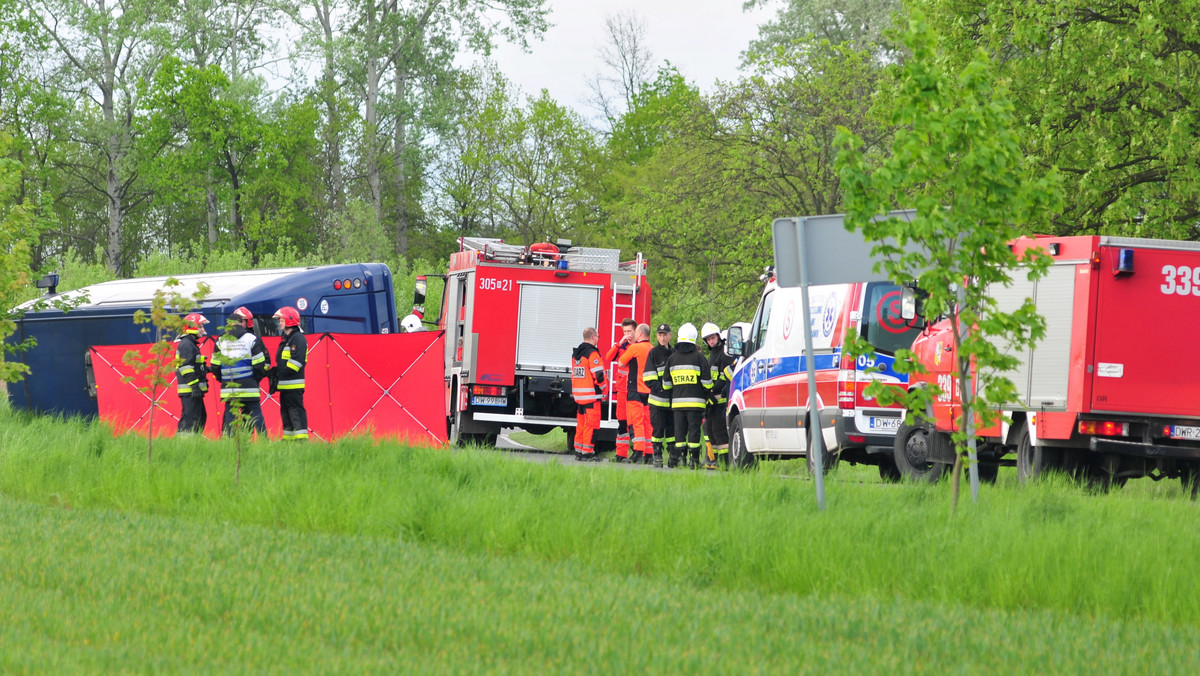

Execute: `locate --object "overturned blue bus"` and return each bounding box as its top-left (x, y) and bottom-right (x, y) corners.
top-left (7, 264), bottom-right (397, 418)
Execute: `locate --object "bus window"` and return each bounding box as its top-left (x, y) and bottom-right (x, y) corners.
top-left (860, 283), bottom-right (922, 355)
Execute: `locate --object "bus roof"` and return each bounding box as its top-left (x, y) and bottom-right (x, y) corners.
top-left (19, 267), bottom-right (314, 311)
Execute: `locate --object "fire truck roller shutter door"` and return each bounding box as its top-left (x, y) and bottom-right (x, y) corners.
top-left (515, 284), bottom-right (601, 372)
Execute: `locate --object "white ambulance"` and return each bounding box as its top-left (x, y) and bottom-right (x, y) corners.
top-left (726, 275), bottom-right (922, 478)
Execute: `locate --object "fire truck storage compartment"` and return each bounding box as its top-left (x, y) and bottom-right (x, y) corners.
top-left (1090, 240), bottom-right (1200, 416)
top-left (515, 283), bottom-right (601, 373)
top-left (988, 262), bottom-right (1076, 411)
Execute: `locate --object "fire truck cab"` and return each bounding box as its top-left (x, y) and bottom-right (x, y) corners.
top-left (435, 238), bottom-right (652, 446)
top-left (902, 235), bottom-right (1200, 491)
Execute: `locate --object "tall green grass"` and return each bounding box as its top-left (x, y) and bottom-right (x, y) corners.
top-left (2, 497), bottom-right (1198, 673)
top-left (1, 407), bottom-right (1199, 629)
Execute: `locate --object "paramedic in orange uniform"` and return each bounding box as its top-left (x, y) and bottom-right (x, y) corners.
top-left (619, 323), bottom-right (654, 463)
top-left (571, 327), bottom-right (606, 462)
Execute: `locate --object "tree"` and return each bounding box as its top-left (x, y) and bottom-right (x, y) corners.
top-left (835, 10), bottom-right (1062, 509)
top-left (122, 278), bottom-right (210, 463)
top-left (917, 0), bottom-right (1200, 238)
top-left (742, 0), bottom-right (904, 58)
top-left (586, 9), bottom-right (655, 130)
top-left (0, 132), bottom-right (40, 383)
top-left (19, 0), bottom-right (176, 273)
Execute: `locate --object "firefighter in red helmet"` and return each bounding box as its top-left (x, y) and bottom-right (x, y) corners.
top-left (211, 306), bottom-right (270, 436)
top-left (176, 312), bottom-right (210, 434)
top-left (272, 306), bottom-right (308, 440)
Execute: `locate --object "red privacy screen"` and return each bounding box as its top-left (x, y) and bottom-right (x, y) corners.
top-left (91, 331), bottom-right (447, 446)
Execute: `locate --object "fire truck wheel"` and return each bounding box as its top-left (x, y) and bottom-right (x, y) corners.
top-left (976, 461), bottom-right (999, 484)
top-left (1182, 465), bottom-right (1200, 500)
top-left (878, 460), bottom-right (902, 483)
top-left (1016, 427), bottom-right (1061, 484)
top-left (893, 420), bottom-right (946, 483)
top-left (728, 415), bottom-right (757, 470)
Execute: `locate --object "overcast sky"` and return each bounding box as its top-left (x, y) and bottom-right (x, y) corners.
top-left (486, 1), bottom-right (774, 113)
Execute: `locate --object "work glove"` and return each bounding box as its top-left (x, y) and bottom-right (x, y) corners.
top-left (268, 372), bottom-right (279, 395)
top-left (190, 388), bottom-right (205, 400)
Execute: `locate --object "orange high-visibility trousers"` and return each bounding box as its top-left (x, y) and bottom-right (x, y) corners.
top-left (627, 400), bottom-right (651, 457)
top-left (575, 402), bottom-right (600, 455)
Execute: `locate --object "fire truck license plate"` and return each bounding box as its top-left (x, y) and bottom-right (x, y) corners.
top-left (471, 396), bottom-right (508, 407)
top-left (869, 417), bottom-right (901, 431)
top-left (1168, 425), bottom-right (1200, 440)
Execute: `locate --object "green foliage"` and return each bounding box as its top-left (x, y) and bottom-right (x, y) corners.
top-left (835, 11), bottom-right (1062, 485)
top-left (743, 0), bottom-right (905, 58)
top-left (916, 0), bottom-right (1200, 237)
top-left (0, 133), bottom-right (37, 382)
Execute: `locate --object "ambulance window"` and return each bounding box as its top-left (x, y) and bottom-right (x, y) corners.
top-left (750, 290), bottom-right (774, 353)
top-left (860, 283), bottom-right (922, 355)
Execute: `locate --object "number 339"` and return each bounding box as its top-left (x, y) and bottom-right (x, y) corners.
top-left (1161, 265), bottom-right (1200, 296)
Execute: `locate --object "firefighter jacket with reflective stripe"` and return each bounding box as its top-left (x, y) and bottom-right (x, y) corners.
top-left (619, 340), bottom-right (652, 399)
top-left (662, 342), bottom-right (712, 409)
top-left (212, 326), bottom-right (269, 400)
top-left (275, 328), bottom-right (307, 390)
top-left (571, 342), bottom-right (606, 404)
top-left (645, 343), bottom-right (674, 408)
top-left (604, 340), bottom-right (630, 403)
top-left (706, 339), bottom-right (736, 405)
top-left (175, 334), bottom-right (208, 394)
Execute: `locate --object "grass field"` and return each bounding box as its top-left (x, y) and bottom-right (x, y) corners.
top-left (2, 406), bottom-right (1199, 671)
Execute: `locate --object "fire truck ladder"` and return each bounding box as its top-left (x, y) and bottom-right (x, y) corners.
top-left (608, 252), bottom-right (643, 418)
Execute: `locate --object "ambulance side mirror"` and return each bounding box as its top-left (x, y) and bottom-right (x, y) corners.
top-left (727, 325), bottom-right (744, 357)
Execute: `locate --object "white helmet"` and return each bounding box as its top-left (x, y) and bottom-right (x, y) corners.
top-left (677, 322), bottom-right (698, 344)
top-left (700, 322), bottom-right (721, 340)
top-left (401, 314), bottom-right (423, 333)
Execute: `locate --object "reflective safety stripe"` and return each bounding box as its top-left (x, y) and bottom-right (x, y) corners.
top-left (671, 397), bottom-right (707, 409)
top-left (179, 365), bottom-right (195, 375)
top-left (287, 359), bottom-right (303, 371)
top-left (282, 348), bottom-right (292, 360)
top-left (224, 366), bottom-right (254, 379)
top-left (251, 353), bottom-right (267, 365)
top-left (590, 365), bottom-right (605, 374)
top-left (282, 429), bottom-right (309, 440)
top-left (642, 371), bottom-right (658, 381)
top-left (220, 387), bottom-right (260, 399)
top-left (648, 394), bottom-right (671, 407)
top-left (277, 379), bottom-right (305, 390)
top-left (701, 377), bottom-right (713, 389)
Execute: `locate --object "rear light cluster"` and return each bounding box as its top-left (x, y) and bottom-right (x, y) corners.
top-left (1078, 420), bottom-right (1129, 437)
top-left (333, 278), bottom-right (363, 290)
top-left (836, 351), bottom-right (856, 410)
top-left (472, 385), bottom-right (505, 396)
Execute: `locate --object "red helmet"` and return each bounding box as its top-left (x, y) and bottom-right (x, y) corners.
top-left (182, 312), bottom-right (209, 335)
top-left (232, 306), bottom-right (254, 327)
top-left (273, 306), bottom-right (301, 328)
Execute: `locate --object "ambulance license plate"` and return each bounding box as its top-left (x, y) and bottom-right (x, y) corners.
top-left (1168, 425), bottom-right (1200, 440)
top-left (869, 417), bottom-right (901, 431)
top-left (472, 396), bottom-right (507, 407)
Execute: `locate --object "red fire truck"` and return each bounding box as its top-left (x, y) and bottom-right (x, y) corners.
top-left (898, 235), bottom-right (1200, 491)
top-left (425, 237), bottom-right (652, 447)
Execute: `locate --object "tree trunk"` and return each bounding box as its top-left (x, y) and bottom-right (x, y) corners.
top-left (206, 171), bottom-right (219, 245)
top-left (365, 0), bottom-right (383, 227)
top-left (393, 72), bottom-right (409, 256)
top-left (103, 81), bottom-right (125, 274)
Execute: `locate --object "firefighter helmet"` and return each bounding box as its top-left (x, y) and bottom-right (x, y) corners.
top-left (701, 322), bottom-right (721, 340)
top-left (273, 306), bottom-right (301, 328)
top-left (183, 313), bottom-right (209, 336)
top-left (401, 314), bottom-right (423, 333)
top-left (678, 323), bottom-right (698, 344)
top-left (232, 306), bottom-right (254, 327)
